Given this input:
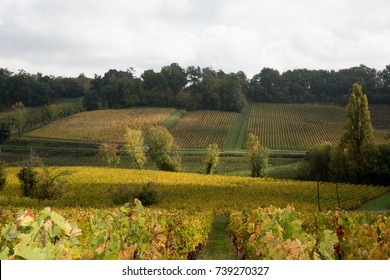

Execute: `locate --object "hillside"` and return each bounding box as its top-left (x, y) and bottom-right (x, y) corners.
top-left (24, 103), bottom-right (390, 151)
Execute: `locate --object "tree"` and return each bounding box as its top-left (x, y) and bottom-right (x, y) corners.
top-left (123, 128), bottom-right (147, 169)
top-left (246, 133), bottom-right (270, 177)
top-left (145, 126), bottom-right (181, 172)
top-left (11, 101), bottom-right (27, 136)
top-left (0, 123), bottom-right (11, 144)
top-left (98, 142), bottom-right (121, 167)
top-left (330, 83), bottom-right (379, 182)
top-left (301, 142), bottom-right (333, 181)
top-left (204, 144), bottom-right (220, 174)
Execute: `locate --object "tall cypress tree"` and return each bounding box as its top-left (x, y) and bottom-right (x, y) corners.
top-left (330, 83), bottom-right (379, 182)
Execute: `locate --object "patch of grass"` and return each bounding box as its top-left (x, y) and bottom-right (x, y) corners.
top-left (162, 109), bottom-right (187, 131)
top-left (234, 103), bottom-right (252, 150)
top-left (358, 192), bottom-right (390, 211)
top-left (198, 216), bottom-right (236, 260)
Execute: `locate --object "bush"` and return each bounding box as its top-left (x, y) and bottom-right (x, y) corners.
top-left (136, 183), bottom-right (159, 206)
top-left (17, 167), bottom-right (38, 197)
top-left (17, 165), bottom-right (69, 201)
top-left (109, 185), bottom-right (135, 205)
top-left (33, 167), bottom-right (69, 201)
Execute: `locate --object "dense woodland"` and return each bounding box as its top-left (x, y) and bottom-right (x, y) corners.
top-left (1, 64), bottom-right (390, 112)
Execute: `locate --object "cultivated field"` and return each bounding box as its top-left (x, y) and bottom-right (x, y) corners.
top-left (22, 103), bottom-right (390, 150)
top-left (27, 108), bottom-right (175, 142)
top-left (172, 110), bottom-right (236, 148)
top-left (2, 167), bottom-right (388, 211)
top-left (1, 167), bottom-right (388, 260)
top-left (247, 103), bottom-right (346, 150)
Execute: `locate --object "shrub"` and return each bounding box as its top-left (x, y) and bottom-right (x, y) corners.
top-left (136, 183), bottom-right (159, 206)
top-left (109, 185), bottom-right (135, 205)
top-left (17, 167), bottom-right (38, 197)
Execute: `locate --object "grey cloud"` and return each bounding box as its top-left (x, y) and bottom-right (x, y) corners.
top-left (0, 0), bottom-right (390, 77)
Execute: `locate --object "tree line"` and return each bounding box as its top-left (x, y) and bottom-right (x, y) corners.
top-left (1, 64), bottom-right (390, 113)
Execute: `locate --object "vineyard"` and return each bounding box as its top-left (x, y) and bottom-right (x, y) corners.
top-left (27, 108), bottom-right (175, 143)
top-left (0, 167), bottom-right (389, 260)
top-left (0, 200), bottom-right (214, 260)
top-left (21, 103), bottom-right (390, 151)
top-left (228, 206), bottom-right (390, 260)
top-left (2, 167), bottom-right (388, 212)
top-left (370, 104), bottom-right (390, 129)
top-left (247, 103), bottom-right (346, 150)
top-left (172, 110), bottom-right (237, 148)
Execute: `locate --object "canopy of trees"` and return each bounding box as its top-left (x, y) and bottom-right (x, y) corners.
top-left (0, 69), bottom-right (89, 110)
top-left (1, 64), bottom-right (390, 113)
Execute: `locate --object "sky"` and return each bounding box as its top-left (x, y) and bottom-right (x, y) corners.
top-left (1, 0), bottom-right (390, 78)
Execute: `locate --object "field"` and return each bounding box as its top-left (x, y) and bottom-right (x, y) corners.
top-left (27, 108), bottom-right (175, 142)
top-left (247, 103), bottom-right (345, 150)
top-left (2, 166), bottom-right (388, 211)
top-left (20, 103), bottom-right (390, 152)
top-left (0, 166), bottom-right (389, 260)
top-left (172, 110), bottom-right (237, 148)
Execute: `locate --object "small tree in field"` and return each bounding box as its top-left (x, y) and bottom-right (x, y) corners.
top-left (11, 101), bottom-right (27, 136)
top-left (246, 133), bottom-right (270, 177)
top-left (145, 126), bottom-right (181, 172)
top-left (98, 142), bottom-right (121, 167)
top-left (204, 143), bottom-right (220, 174)
top-left (123, 128), bottom-right (147, 169)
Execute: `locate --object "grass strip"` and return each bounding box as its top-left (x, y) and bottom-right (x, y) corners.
top-left (198, 216), bottom-right (237, 260)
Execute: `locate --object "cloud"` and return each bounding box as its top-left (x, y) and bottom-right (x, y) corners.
top-left (1, 0), bottom-right (390, 77)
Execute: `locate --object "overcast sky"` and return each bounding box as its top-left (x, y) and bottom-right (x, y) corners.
top-left (1, 0), bottom-right (390, 78)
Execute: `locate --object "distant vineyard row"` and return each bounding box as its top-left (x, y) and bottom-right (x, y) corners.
top-left (25, 103), bottom-right (390, 150)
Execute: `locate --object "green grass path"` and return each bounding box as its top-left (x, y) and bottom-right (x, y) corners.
top-left (358, 191), bottom-right (390, 211)
top-left (197, 216), bottom-right (237, 260)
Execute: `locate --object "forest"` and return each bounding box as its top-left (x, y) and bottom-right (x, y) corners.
top-left (1, 64), bottom-right (390, 112)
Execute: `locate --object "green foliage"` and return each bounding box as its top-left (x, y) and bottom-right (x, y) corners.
top-left (108, 185), bottom-right (135, 205)
top-left (98, 142), bottom-right (121, 167)
top-left (17, 167), bottom-right (38, 197)
top-left (0, 208), bottom-right (82, 260)
top-left (0, 201), bottom-right (214, 260)
top-left (300, 142), bottom-right (333, 181)
top-left (0, 161), bottom-right (6, 191)
top-left (246, 133), bottom-right (270, 177)
top-left (123, 128), bottom-right (146, 169)
top-left (17, 154), bottom-right (70, 201)
top-left (204, 144), bottom-right (221, 174)
top-left (145, 126), bottom-right (181, 172)
top-left (11, 101), bottom-right (27, 136)
top-left (330, 83), bottom-right (380, 182)
top-left (136, 183), bottom-right (159, 207)
top-left (33, 167), bottom-right (70, 201)
top-left (228, 206), bottom-right (390, 260)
